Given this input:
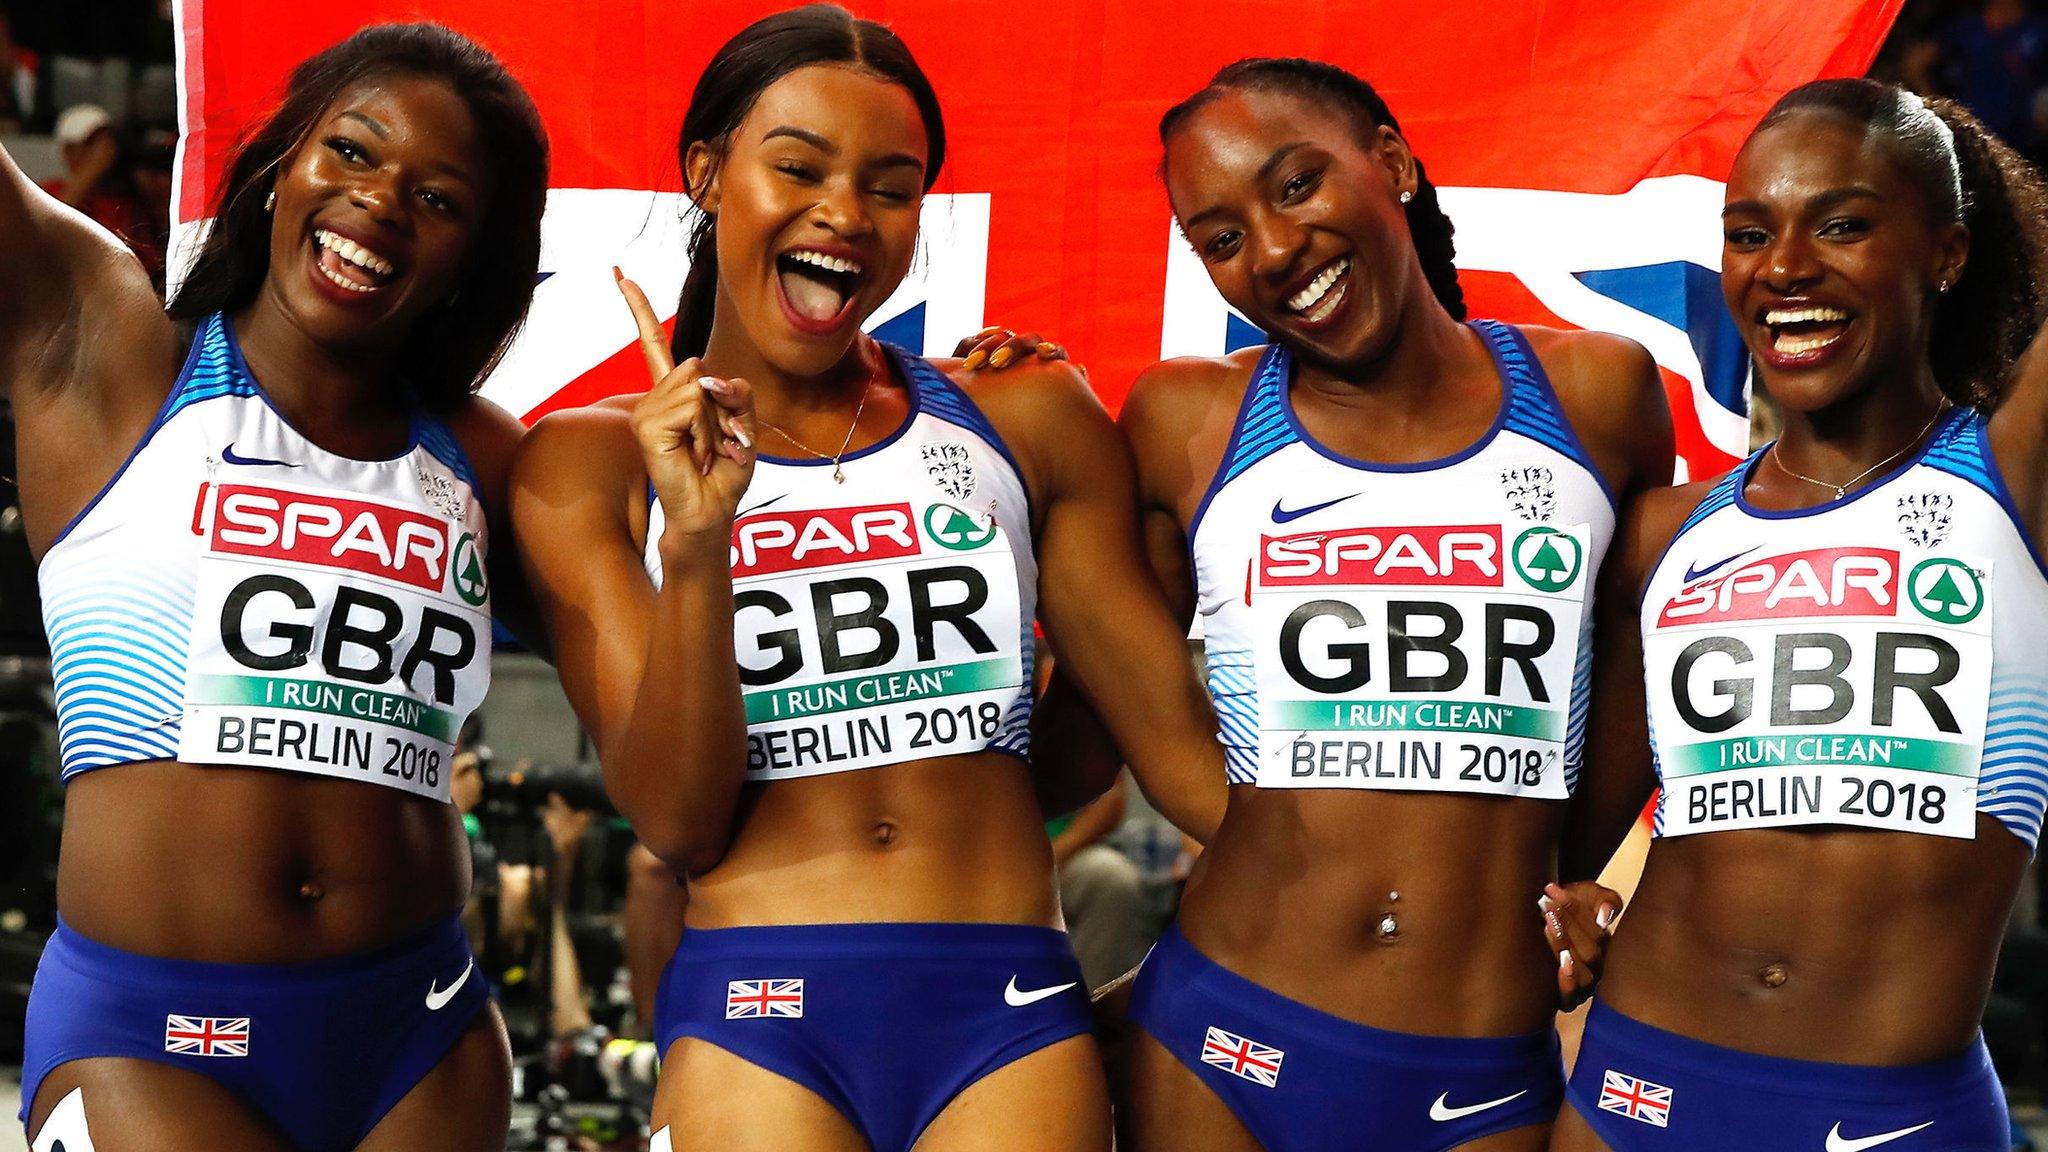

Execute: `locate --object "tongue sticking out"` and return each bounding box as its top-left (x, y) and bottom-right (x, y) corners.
top-left (780, 264), bottom-right (850, 323)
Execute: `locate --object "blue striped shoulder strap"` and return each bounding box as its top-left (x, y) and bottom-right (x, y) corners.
top-left (1472, 319), bottom-right (1616, 508)
top-left (166, 312), bottom-right (262, 419)
top-left (1213, 343), bottom-right (1298, 488)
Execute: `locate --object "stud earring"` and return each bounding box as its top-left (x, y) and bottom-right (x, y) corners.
top-left (1399, 190), bottom-right (1414, 204)
top-left (263, 190), bottom-right (275, 212)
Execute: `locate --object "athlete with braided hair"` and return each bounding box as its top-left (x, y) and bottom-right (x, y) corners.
top-left (1117, 57), bottom-right (1673, 1152)
top-left (1553, 78), bottom-right (2048, 1151)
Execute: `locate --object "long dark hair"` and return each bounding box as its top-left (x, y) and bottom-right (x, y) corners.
top-left (1757, 78), bottom-right (2048, 410)
top-left (1159, 57), bottom-right (1466, 322)
top-left (167, 22), bottom-right (549, 411)
top-left (669, 3), bottom-right (946, 361)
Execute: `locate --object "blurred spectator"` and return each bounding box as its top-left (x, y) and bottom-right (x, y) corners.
top-left (1052, 775), bottom-right (1150, 989)
top-left (41, 103), bottom-right (163, 282)
top-left (1906, 0), bottom-right (2048, 160)
top-left (0, 11), bottom-right (35, 131)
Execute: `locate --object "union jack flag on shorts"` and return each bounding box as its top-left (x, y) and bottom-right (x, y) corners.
top-left (164, 1014), bottom-right (250, 1057)
top-left (1200, 1026), bottom-right (1284, 1088)
top-left (1597, 1069), bottom-right (1673, 1127)
top-left (726, 978), bottom-right (805, 1019)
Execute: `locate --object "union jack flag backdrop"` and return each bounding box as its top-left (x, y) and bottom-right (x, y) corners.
top-left (171, 0), bottom-right (1904, 481)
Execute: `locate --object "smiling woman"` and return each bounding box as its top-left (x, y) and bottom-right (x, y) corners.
top-left (0, 22), bottom-right (548, 1152)
top-left (1551, 79), bottom-right (2048, 1152)
top-left (510, 6), bottom-right (1232, 1151)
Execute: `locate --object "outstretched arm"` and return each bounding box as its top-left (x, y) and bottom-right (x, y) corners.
top-left (1004, 364), bottom-right (1228, 844)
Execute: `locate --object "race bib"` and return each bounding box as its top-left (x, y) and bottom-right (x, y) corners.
top-left (1645, 546), bottom-right (1992, 838)
top-left (1250, 522), bottom-right (1590, 798)
top-left (179, 481), bottom-right (491, 801)
top-left (731, 499), bottom-right (1025, 780)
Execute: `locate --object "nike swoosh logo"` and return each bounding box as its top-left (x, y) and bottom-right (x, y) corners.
top-left (425, 961), bottom-right (473, 1011)
top-left (1429, 1089), bottom-right (1528, 1121)
top-left (1003, 976), bottom-right (1078, 1007)
top-left (736, 493), bottom-right (789, 520)
top-left (220, 442), bottom-right (300, 469)
top-left (1271, 492), bottom-right (1360, 524)
top-left (1825, 1121), bottom-right (1934, 1152)
top-left (1683, 545), bottom-right (1759, 583)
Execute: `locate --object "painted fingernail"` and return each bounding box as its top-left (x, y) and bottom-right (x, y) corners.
top-left (699, 376), bottom-right (733, 395)
top-left (1559, 949), bottom-right (1574, 972)
top-left (1597, 904), bottom-right (1617, 930)
top-left (963, 350), bottom-right (987, 370)
top-left (1537, 895), bottom-right (1554, 913)
top-left (1036, 341), bottom-right (1059, 356)
top-left (990, 347), bottom-right (1014, 368)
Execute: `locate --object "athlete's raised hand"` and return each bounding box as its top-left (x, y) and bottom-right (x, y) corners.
top-left (1541, 880), bottom-right (1622, 1009)
top-left (616, 269), bottom-right (755, 549)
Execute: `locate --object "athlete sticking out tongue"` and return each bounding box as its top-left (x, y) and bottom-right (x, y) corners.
top-left (1552, 79), bottom-right (2048, 1151)
top-left (1116, 59), bottom-right (1673, 1152)
top-left (5, 24), bottom-right (548, 1152)
top-left (510, 7), bottom-right (1225, 1150)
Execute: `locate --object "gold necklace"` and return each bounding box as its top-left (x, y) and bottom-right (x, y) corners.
top-left (1767, 401), bottom-right (1948, 501)
top-left (759, 382), bottom-right (872, 484)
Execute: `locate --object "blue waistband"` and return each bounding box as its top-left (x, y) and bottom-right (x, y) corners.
top-left (675, 920), bottom-right (1074, 962)
top-left (1151, 924), bottom-right (1555, 1068)
top-left (47, 914), bottom-right (469, 989)
top-left (1582, 999), bottom-right (1994, 1103)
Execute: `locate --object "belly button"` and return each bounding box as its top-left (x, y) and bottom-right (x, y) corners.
top-left (1759, 962), bottom-right (1788, 988)
top-left (296, 880), bottom-right (325, 903)
top-left (872, 821), bottom-right (898, 847)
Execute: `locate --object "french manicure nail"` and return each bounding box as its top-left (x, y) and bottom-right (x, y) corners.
top-left (699, 376), bottom-right (733, 395)
top-left (1537, 895), bottom-right (1554, 913)
top-left (733, 426), bottom-right (753, 449)
top-left (1559, 949), bottom-right (1573, 972)
top-left (1597, 905), bottom-right (1617, 930)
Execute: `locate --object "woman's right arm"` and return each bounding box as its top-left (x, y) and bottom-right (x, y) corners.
top-left (510, 276), bottom-right (757, 877)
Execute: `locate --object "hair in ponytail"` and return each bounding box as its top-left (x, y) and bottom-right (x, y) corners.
top-left (1759, 78), bottom-right (2048, 409)
top-left (1158, 57), bottom-right (1466, 321)
top-left (669, 3), bottom-right (946, 361)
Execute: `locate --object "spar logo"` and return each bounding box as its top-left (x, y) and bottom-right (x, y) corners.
top-left (208, 484), bottom-right (449, 593)
top-left (730, 503), bottom-right (919, 578)
top-left (1906, 558), bottom-right (1983, 624)
top-left (1511, 527), bottom-right (1582, 592)
top-left (452, 532), bottom-right (488, 606)
top-left (1657, 547), bottom-right (1898, 627)
top-left (924, 503), bottom-right (998, 550)
top-left (1259, 525), bottom-right (1502, 588)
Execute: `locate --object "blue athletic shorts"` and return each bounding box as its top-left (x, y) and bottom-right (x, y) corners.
top-left (653, 920), bottom-right (1092, 1152)
top-left (21, 916), bottom-right (488, 1152)
top-left (1130, 924), bottom-right (1562, 1151)
top-left (1566, 999), bottom-right (2007, 1150)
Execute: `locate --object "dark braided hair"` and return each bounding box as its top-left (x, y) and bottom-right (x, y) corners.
top-left (669, 4), bottom-right (946, 362)
top-left (168, 23), bottom-right (548, 411)
top-left (1159, 57), bottom-right (1465, 321)
top-left (1758, 78), bottom-right (2048, 410)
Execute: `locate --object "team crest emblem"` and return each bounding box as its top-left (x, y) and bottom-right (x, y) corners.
top-left (922, 441), bottom-right (978, 503)
top-left (417, 468), bottom-right (466, 523)
top-left (1896, 492), bottom-right (1953, 549)
top-left (1500, 465), bottom-right (1556, 523)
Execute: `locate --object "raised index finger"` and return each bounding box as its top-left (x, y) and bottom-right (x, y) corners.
top-left (614, 267), bottom-right (674, 383)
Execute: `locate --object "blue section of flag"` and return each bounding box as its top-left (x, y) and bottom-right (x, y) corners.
top-left (1225, 312), bottom-right (1266, 353)
top-left (870, 301), bottom-right (926, 351)
top-left (1574, 261), bottom-right (1748, 419)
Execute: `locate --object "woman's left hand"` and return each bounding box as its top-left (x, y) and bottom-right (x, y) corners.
top-left (1541, 880), bottom-right (1623, 1010)
top-left (954, 325), bottom-right (1067, 370)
